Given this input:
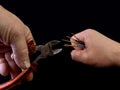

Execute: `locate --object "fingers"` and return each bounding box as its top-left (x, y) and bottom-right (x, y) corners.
top-left (2, 52), bottom-right (33, 81)
top-left (0, 57), bottom-right (9, 76)
top-left (10, 35), bottom-right (30, 69)
top-left (0, 6), bottom-right (34, 82)
top-left (0, 5), bottom-right (33, 70)
top-left (5, 52), bottom-right (20, 79)
top-left (70, 30), bottom-right (87, 50)
top-left (71, 49), bottom-right (91, 66)
top-left (0, 54), bottom-right (9, 76)
top-left (24, 26), bottom-right (36, 44)
top-left (70, 29), bottom-right (95, 45)
top-left (70, 31), bottom-right (85, 43)
top-left (0, 53), bottom-right (21, 78)
top-left (10, 26), bottom-right (34, 81)
top-left (71, 49), bottom-right (88, 64)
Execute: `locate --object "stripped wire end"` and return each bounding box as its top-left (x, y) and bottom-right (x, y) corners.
top-left (62, 33), bottom-right (85, 50)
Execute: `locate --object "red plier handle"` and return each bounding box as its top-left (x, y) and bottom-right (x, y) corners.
top-left (0, 40), bottom-right (36, 90)
top-left (0, 40), bottom-right (63, 90)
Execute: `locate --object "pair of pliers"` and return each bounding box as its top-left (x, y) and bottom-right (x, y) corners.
top-left (0, 40), bottom-right (62, 90)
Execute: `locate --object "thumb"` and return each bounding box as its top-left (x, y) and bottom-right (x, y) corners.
top-left (11, 36), bottom-right (30, 69)
top-left (71, 50), bottom-right (87, 63)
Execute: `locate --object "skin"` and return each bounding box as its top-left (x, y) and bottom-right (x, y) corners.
top-left (0, 5), bottom-right (35, 81)
top-left (71, 29), bottom-right (120, 67)
top-left (1, 4), bottom-right (120, 84)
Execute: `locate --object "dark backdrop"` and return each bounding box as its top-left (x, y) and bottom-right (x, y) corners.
top-left (1, 0), bottom-right (120, 89)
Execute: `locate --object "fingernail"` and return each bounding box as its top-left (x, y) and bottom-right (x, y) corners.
top-left (24, 61), bottom-right (30, 68)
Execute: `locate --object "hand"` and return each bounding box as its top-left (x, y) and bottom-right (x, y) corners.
top-left (0, 5), bottom-right (35, 81)
top-left (71, 29), bottom-right (120, 67)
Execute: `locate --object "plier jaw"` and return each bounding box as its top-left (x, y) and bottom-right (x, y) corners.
top-left (46, 40), bottom-right (63, 55)
top-left (33, 40), bottom-right (63, 64)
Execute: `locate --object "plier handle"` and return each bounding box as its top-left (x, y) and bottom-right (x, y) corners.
top-left (0, 40), bottom-right (62, 90)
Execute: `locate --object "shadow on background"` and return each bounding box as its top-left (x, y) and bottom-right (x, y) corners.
top-left (1, 0), bottom-right (120, 89)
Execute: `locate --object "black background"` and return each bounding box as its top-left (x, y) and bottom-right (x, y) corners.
top-left (1, 0), bottom-right (120, 89)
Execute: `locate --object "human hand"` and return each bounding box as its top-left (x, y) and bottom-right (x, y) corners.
top-left (0, 5), bottom-right (35, 81)
top-left (71, 29), bottom-right (120, 67)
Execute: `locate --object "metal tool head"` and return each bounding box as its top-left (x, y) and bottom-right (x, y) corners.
top-left (33, 40), bottom-right (62, 63)
top-left (47, 40), bottom-right (62, 55)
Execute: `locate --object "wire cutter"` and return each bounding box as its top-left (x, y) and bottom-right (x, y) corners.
top-left (0, 40), bottom-right (63, 90)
